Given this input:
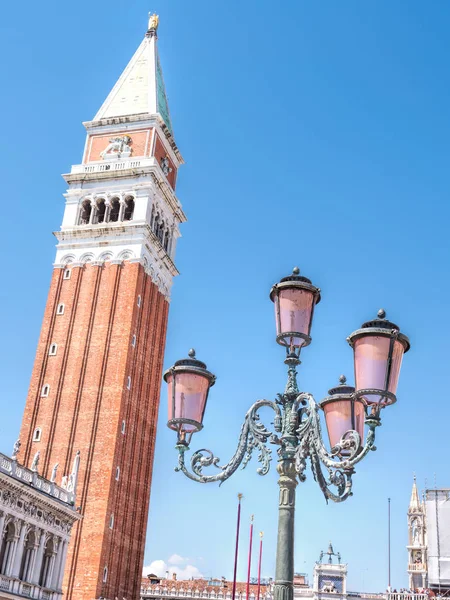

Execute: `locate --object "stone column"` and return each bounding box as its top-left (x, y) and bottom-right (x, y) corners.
top-left (50, 538), bottom-right (63, 590)
top-left (46, 550), bottom-right (57, 588)
top-left (118, 197), bottom-right (126, 222)
top-left (54, 540), bottom-right (68, 591)
top-left (273, 459), bottom-right (298, 600)
top-left (104, 199), bottom-right (111, 224)
top-left (10, 520), bottom-right (27, 578)
top-left (0, 511), bottom-right (6, 541)
top-left (89, 200), bottom-right (96, 225)
top-left (31, 530), bottom-right (46, 585)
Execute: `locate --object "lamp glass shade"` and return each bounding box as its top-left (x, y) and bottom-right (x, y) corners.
top-left (167, 371), bottom-right (210, 432)
top-left (323, 399), bottom-right (365, 451)
top-left (275, 288), bottom-right (315, 347)
top-left (353, 335), bottom-right (405, 404)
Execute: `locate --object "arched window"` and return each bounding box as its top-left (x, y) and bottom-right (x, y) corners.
top-left (150, 206), bottom-right (155, 229)
top-left (103, 566), bottom-right (108, 583)
top-left (49, 343), bottom-right (57, 356)
top-left (63, 269), bottom-right (71, 280)
top-left (163, 230), bottom-right (170, 252)
top-left (96, 199), bottom-right (106, 224)
top-left (19, 529), bottom-right (37, 582)
top-left (0, 521), bottom-right (17, 575)
top-left (41, 384), bottom-right (50, 398)
top-left (157, 221), bottom-right (165, 243)
top-left (153, 213), bottom-right (160, 236)
top-left (115, 466), bottom-right (120, 481)
top-left (123, 197), bottom-right (135, 221)
top-left (109, 198), bottom-right (120, 223)
top-left (79, 200), bottom-right (92, 225)
top-left (33, 428), bottom-right (42, 442)
top-left (39, 537), bottom-right (55, 588)
top-left (57, 303), bottom-right (65, 315)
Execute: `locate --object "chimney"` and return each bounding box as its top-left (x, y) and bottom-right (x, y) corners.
top-left (172, 573), bottom-right (177, 581)
top-left (166, 571), bottom-right (169, 580)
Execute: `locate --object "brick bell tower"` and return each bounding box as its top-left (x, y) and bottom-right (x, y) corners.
top-left (18, 14), bottom-right (185, 600)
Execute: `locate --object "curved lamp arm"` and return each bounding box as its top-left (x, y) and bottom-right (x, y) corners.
top-left (294, 392), bottom-right (380, 502)
top-left (175, 399), bottom-right (282, 485)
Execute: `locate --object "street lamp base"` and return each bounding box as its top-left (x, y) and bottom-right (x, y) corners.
top-left (274, 580), bottom-right (293, 600)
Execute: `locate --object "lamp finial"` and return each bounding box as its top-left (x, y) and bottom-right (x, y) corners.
top-left (188, 348), bottom-right (196, 358)
top-left (377, 308), bottom-right (386, 319)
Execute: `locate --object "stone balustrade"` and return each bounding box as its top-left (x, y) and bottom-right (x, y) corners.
top-left (0, 453), bottom-right (74, 506)
top-left (141, 587), bottom-right (272, 600)
top-left (388, 594), bottom-right (428, 600)
top-left (71, 157), bottom-right (154, 175)
top-left (0, 573), bottom-right (59, 599)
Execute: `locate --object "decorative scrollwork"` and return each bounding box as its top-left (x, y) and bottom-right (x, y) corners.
top-left (174, 368), bottom-right (380, 502)
top-left (292, 392), bottom-right (379, 502)
top-left (175, 400), bottom-right (282, 484)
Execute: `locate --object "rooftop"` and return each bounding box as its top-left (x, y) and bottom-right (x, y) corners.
top-left (0, 451), bottom-right (76, 508)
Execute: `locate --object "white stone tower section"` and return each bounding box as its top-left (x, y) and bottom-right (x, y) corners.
top-left (56, 12), bottom-right (186, 296)
top-left (408, 476), bottom-right (428, 589)
top-left (313, 543), bottom-right (347, 600)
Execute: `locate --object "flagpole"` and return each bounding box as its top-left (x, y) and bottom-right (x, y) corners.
top-left (232, 494), bottom-right (243, 600)
top-left (257, 532), bottom-right (263, 600)
top-left (388, 497), bottom-right (391, 589)
top-left (246, 515), bottom-right (254, 600)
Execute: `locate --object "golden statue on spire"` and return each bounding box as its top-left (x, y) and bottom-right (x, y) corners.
top-left (148, 13), bottom-right (159, 30)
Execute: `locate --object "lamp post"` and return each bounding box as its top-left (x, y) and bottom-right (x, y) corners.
top-left (164, 268), bottom-right (410, 600)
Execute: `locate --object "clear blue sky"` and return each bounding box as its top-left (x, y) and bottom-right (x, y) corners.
top-left (1, 0), bottom-right (449, 592)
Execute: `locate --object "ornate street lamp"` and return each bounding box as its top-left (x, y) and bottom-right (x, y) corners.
top-left (270, 266), bottom-right (321, 356)
top-left (164, 350), bottom-right (216, 445)
top-left (165, 268), bottom-right (410, 600)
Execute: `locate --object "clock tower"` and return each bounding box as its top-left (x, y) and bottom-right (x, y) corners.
top-left (18, 15), bottom-right (185, 600)
top-left (407, 476), bottom-right (427, 589)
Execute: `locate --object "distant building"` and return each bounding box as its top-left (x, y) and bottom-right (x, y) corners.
top-left (140, 545), bottom-right (384, 600)
top-left (407, 477), bottom-right (427, 590)
top-left (140, 573), bottom-right (272, 600)
top-left (294, 544), bottom-right (383, 600)
top-left (406, 477), bottom-right (450, 594)
top-left (0, 448), bottom-right (79, 600)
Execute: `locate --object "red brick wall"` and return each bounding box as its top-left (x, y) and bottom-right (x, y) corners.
top-left (154, 134), bottom-right (177, 189)
top-left (85, 129), bottom-right (152, 162)
top-left (19, 261), bottom-right (169, 600)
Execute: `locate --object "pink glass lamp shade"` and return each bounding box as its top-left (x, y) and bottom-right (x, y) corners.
top-left (270, 267), bottom-right (321, 351)
top-left (320, 376), bottom-right (365, 455)
top-left (347, 309), bottom-right (410, 406)
top-left (164, 349), bottom-right (216, 444)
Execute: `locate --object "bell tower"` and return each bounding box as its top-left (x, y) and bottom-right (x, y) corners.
top-left (407, 476), bottom-right (427, 589)
top-left (18, 14), bottom-right (185, 600)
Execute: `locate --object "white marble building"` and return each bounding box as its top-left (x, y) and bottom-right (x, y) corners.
top-left (0, 448), bottom-right (80, 600)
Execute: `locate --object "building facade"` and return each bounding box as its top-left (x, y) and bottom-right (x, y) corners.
top-left (141, 575), bottom-right (272, 600)
top-left (0, 449), bottom-right (79, 600)
top-left (140, 547), bottom-right (384, 600)
top-left (18, 14), bottom-right (185, 600)
top-left (407, 478), bottom-right (427, 590)
top-left (406, 477), bottom-right (450, 594)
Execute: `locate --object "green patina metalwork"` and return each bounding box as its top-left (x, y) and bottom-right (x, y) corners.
top-left (173, 358), bottom-right (380, 600)
top-left (156, 53), bottom-right (173, 135)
